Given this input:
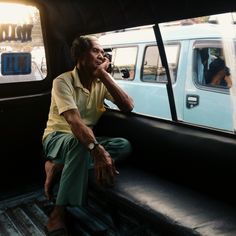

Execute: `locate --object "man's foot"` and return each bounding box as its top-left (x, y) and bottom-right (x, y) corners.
top-left (45, 206), bottom-right (68, 235)
top-left (44, 226), bottom-right (67, 236)
top-left (44, 161), bottom-right (63, 200)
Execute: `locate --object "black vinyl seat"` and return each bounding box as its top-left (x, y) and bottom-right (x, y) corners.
top-left (89, 166), bottom-right (236, 236)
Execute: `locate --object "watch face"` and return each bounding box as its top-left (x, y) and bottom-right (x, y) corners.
top-left (88, 142), bottom-right (95, 150)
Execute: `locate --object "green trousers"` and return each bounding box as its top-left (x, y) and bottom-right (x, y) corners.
top-left (43, 131), bottom-right (132, 206)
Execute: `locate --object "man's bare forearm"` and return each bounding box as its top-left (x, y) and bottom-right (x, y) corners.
top-left (100, 71), bottom-right (134, 112)
top-left (63, 109), bottom-right (96, 148)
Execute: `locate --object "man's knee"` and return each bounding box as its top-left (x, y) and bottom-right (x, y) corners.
top-left (108, 137), bottom-right (132, 162)
top-left (118, 137), bottom-right (132, 153)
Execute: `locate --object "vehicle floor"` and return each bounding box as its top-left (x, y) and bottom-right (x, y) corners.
top-left (0, 185), bottom-right (159, 236)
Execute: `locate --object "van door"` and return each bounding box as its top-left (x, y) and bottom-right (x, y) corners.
top-left (183, 39), bottom-right (234, 132)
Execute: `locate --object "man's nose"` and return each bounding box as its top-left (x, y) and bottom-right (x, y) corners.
top-left (98, 52), bottom-right (104, 59)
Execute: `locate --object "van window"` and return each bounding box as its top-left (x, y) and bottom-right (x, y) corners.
top-left (142, 44), bottom-right (179, 83)
top-left (0, 3), bottom-right (47, 84)
top-left (193, 42), bottom-right (235, 89)
top-left (111, 47), bottom-right (137, 80)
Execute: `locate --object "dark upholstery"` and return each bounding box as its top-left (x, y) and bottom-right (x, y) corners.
top-left (90, 111), bottom-right (236, 236)
top-left (89, 166), bottom-right (236, 236)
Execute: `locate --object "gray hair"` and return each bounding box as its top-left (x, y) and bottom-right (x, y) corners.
top-left (71, 35), bottom-right (98, 65)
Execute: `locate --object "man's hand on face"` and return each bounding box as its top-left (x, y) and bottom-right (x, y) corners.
top-left (93, 57), bottom-right (110, 78)
top-left (92, 144), bottom-right (119, 187)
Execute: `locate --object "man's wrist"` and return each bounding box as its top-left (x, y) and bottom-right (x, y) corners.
top-left (87, 140), bottom-right (99, 152)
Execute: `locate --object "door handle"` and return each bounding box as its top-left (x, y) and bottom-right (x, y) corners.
top-left (186, 95), bottom-right (199, 109)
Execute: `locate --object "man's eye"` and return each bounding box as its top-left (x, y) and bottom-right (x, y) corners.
top-left (92, 48), bottom-right (104, 55)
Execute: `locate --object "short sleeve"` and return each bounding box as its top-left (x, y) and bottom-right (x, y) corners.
top-left (52, 77), bottom-right (77, 115)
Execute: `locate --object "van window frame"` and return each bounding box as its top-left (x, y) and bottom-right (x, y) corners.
top-left (141, 42), bottom-right (180, 84)
top-left (108, 45), bottom-right (138, 81)
top-left (153, 24), bottom-right (178, 121)
top-left (192, 39), bottom-right (231, 94)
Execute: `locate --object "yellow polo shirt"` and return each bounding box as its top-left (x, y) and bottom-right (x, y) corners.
top-left (42, 67), bottom-right (114, 141)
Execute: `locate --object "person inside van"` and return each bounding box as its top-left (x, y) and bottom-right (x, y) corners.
top-left (206, 57), bottom-right (232, 88)
top-left (42, 35), bottom-right (134, 235)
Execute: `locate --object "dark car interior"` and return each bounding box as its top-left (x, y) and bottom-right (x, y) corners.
top-left (1, 0), bottom-right (236, 235)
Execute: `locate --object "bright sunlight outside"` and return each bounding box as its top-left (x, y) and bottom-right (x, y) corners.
top-left (0, 2), bottom-right (46, 83)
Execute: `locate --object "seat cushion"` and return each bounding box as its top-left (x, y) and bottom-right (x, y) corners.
top-left (89, 166), bottom-right (236, 236)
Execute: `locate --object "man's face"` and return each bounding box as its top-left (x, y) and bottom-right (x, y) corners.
top-left (81, 39), bottom-right (105, 72)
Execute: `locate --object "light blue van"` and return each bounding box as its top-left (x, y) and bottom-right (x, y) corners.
top-left (99, 23), bottom-right (236, 132)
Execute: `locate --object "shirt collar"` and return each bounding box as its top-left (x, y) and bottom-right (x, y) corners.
top-left (71, 67), bottom-right (83, 88)
top-left (71, 67), bottom-right (101, 89)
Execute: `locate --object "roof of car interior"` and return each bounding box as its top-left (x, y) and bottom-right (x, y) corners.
top-left (29, 0), bottom-right (236, 37)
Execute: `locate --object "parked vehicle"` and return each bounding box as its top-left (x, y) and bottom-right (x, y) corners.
top-left (99, 23), bottom-right (236, 132)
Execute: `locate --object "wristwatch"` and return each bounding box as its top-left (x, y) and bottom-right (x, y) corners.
top-left (87, 140), bottom-right (99, 151)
